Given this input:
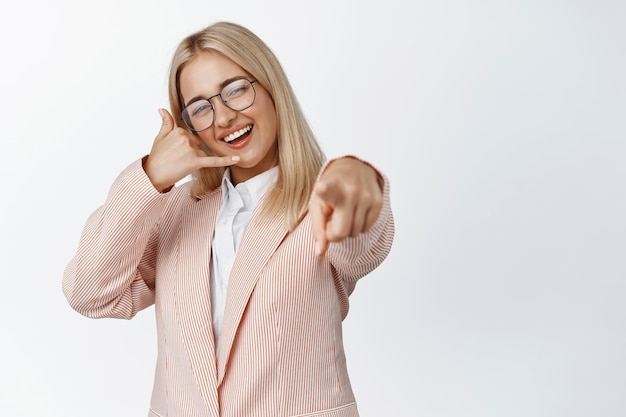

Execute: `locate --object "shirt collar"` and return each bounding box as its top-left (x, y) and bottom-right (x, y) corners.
top-left (220, 165), bottom-right (280, 207)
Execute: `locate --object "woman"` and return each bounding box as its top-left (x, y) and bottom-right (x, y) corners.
top-left (63, 21), bottom-right (394, 417)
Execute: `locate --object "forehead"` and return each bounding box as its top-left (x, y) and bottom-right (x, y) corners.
top-left (179, 51), bottom-right (248, 101)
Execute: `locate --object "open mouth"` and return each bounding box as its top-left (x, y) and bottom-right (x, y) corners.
top-left (223, 125), bottom-right (252, 144)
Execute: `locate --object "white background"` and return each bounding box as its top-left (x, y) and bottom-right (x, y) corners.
top-left (1, 0), bottom-right (625, 416)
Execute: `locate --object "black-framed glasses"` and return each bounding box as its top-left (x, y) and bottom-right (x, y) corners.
top-left (181, 78), bottom-right (257, 132)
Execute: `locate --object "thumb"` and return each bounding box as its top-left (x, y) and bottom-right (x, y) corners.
top-left (314, 180), bottom-right (342, 208)
top-left (157, 108), bottom-right (175, 138)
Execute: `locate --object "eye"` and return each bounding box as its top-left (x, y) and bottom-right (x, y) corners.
top-left (191, 101), bottom-right (213, 117)
top-left (223, 80), bottom-right (249, 99)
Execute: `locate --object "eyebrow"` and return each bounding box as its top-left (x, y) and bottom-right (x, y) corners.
top-left (183, 76), bottom-right (248, 108)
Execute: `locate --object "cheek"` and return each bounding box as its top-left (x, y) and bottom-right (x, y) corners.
top-left (263, 110), bottom-right (277, 134)
top-left (197, 131), bottom-right (221, 154)
top-left (258, 101), bottom-right (277, 135)
top-left (254, 91), bottom-right (277, 124)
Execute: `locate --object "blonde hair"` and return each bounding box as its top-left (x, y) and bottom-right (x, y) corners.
top-left (168, 21), bottom-right (326, 230)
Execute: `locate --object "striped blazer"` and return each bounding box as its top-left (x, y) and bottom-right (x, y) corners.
top-left (63, 158), bottom-right (394, 417)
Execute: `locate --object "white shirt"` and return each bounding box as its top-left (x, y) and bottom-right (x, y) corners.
top-left (210, 166), bottom-right (279, 346)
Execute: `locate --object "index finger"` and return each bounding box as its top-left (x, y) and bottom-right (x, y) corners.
top-left (309, 186), bottom-right (331, 256)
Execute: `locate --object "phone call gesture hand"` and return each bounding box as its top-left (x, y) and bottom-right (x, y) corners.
top-left (143, 108), bottom-right (239, 192)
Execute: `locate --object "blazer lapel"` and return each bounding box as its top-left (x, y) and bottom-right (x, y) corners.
top-left (216, 203), bottom-right (288, 385)
top-left (175, 189), bottom-right (221, 413)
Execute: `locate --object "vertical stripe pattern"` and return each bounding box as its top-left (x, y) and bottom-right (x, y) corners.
top-left (63, 158), bottom-right (394, 417)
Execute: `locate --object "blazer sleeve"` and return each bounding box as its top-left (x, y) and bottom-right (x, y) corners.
top-left (62, 159), bottom-right (169, 320)
top-left (324, 156), bottom-right (395, 284)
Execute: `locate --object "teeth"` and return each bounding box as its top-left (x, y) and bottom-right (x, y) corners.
top-left (224, 126), bottom-right (252, 143)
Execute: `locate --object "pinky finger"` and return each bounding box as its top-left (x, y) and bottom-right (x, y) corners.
top-left (350, 204), bottom-right (369, 237)
top-left (198, 155), bottom-right (241, 168)
top-left (363, 206), bottom-right (380, 232)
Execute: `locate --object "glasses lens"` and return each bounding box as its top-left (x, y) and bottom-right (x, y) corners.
top-left (183, 100), bottom-right (213, 132)
top-left (222, 79), bottom-right (256, 112)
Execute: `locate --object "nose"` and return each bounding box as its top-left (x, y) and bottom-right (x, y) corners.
top-left (211, 96), bottom-right (238, 128)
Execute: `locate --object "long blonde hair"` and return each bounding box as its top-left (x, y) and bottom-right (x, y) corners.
top-left (168, 22), bottom-right (325, 230)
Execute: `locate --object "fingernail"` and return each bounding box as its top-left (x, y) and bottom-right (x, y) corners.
top-left (315, 241), bottom-right (322, 256)
top-left (231, 156), bottom-right (240, 162)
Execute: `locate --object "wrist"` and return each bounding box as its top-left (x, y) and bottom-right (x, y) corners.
top-left (142, 155), bottom-right (174, 193)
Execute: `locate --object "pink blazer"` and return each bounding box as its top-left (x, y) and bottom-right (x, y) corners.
top-left (63, 159), bottom-right (394, 417)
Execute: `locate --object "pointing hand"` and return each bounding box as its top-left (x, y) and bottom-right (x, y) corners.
top-left (309, 157), bottom-right (383, 256)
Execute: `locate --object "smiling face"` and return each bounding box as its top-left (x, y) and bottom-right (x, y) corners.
top-left (179, 50), bottom-right (278, 184)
